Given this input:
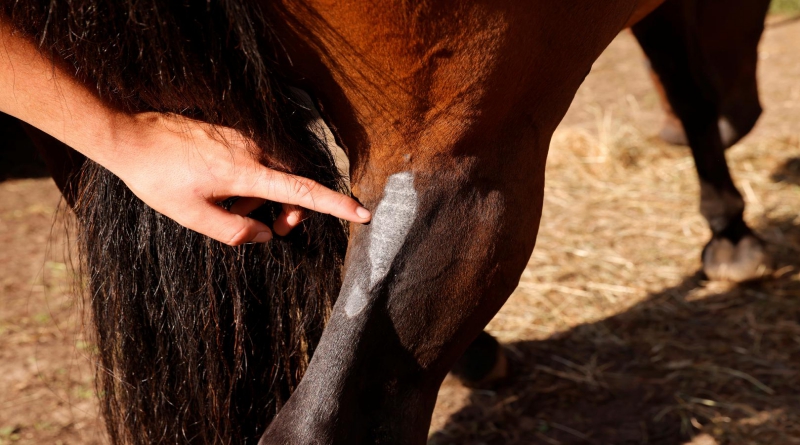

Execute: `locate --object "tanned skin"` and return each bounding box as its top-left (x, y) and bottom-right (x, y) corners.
top-left (0, 21), bottom-right (371, 245)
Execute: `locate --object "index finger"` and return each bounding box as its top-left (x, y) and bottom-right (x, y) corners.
top-left (236, 170), bottom-right (371, 224)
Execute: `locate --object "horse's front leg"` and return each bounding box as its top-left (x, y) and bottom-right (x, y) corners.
top-left (260, 153), bottom-right (546, 444)
top-left (259, 0), bottom-right (637, 439)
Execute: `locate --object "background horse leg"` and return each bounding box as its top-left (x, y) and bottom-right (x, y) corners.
top-left (647, 62), bottom-right (689, 146)
top-left (450, 330), bottom-right (509, 387)
top-left (632, 0), bottom-right (771, 282)
top-left (642, 0), bottom-right (768, 149)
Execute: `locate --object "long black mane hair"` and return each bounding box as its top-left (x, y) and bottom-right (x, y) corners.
top-left (2, 1), bottom-right (347, 443)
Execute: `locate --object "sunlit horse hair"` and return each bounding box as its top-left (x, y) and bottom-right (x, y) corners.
top-left (2, 1), bottom-right (347, 443)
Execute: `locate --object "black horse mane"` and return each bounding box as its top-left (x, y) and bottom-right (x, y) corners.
top-left (2, 1), bottom-right (347, 443)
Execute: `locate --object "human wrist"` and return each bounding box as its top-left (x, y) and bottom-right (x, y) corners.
top-left (90, 109), bottom-right (143, 174)
top-left (0, 19), bottom-right (134, 173)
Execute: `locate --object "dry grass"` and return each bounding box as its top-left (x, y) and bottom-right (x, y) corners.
top-left (430, 23), bottom-right (800, 445)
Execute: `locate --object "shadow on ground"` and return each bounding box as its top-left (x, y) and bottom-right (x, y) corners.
top-left (0, 112), bottom-right (47, 182)
top-left (431, 218), bottom-right (800, 445)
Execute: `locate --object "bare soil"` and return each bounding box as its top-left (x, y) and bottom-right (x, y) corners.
top-left (0, 116), bottom-right (104, 444)
top-left (2, 17), bottom-right (800, 445)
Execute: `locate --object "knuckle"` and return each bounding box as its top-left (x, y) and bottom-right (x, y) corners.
top-left (291, 178), bottom-right (318, 201)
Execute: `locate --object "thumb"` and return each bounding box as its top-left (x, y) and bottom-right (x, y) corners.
top-left (178, 202), bottom-right (274, 246)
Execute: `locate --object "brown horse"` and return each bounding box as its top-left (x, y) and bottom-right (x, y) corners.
top-left (2, 0), bottom-right (772, 443)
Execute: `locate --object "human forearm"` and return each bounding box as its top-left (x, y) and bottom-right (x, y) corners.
top-left (0, 18), bottom-right (122, 167)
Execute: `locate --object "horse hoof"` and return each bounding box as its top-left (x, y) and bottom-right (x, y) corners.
top-left (702, 234), bottom-right (769, 282)
top-left (659, 118), bottom-right (688, 146)
top-left (455, 346), bottom-right (509, 388)
top-left (450, 332), bottom-right (509, 388)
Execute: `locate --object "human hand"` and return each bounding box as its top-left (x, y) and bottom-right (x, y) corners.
top-left (0, 22), bottom-right (369, 243)
top-left (99, 112), bottom-right (370, 246)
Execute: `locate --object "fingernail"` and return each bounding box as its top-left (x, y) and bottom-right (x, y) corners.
top-left (252, 232), bottom-right (272, 243)
top-left (356, 206), bottom-right (371, 220)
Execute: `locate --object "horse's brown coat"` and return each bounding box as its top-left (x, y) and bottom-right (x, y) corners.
top-left (260, 1), bottom-right (669, 443)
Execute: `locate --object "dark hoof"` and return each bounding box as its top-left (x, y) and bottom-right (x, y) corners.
top-left (659, 118), bottom-right (688, 146)
top-left (702, 234), bottom-right (769, 282)
top-left (450, 332), bottom-right (509, 388)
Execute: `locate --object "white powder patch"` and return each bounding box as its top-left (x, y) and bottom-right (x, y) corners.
top-left (344, 172), bottom-right (418, 317)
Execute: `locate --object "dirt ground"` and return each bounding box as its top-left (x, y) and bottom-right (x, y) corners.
top-left (2, 16), bottom-right (800, 445)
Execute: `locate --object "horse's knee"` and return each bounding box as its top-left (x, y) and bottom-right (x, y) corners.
top-left (718, 92), bottom-right (762, 149)
top-left (659, 113), bottom-right (688, 146)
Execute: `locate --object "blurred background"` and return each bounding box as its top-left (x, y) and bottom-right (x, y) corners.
top-left (2, 2), bottom-right (800, 444)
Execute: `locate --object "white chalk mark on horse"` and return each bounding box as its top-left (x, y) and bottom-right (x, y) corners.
top-left (345, 172), bottom-right (418, 317)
